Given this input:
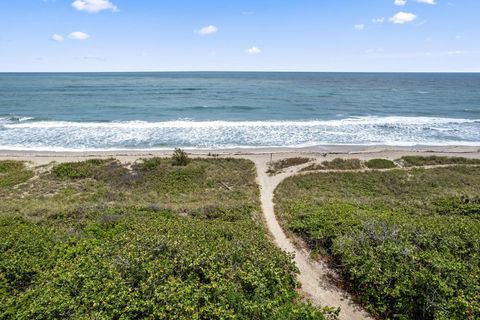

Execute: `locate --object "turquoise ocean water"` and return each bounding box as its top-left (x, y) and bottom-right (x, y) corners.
top-left (0, 72), bottom-right (479, 150)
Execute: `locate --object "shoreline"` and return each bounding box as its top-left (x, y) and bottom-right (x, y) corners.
top-left (1, 145), bottom-right (479, 165)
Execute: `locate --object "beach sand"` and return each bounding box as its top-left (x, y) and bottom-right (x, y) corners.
top-left (1, 145), bottom-right (479, 165)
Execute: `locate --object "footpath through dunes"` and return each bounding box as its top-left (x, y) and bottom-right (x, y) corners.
top-left (253, 157), bottom-right (373, 320)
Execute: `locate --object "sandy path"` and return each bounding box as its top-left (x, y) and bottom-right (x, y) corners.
top-left (254, 158), bottom-right (373, 320)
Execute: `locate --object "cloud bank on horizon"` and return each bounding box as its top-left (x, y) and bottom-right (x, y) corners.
top-left (0, 0), bottom-right (478, 72)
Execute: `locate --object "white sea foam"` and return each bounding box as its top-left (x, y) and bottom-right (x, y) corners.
top-left (1, 116), bottom-right (479, 150)
top-left (0, 116), bottom-right (35, 124)
top-left (4, 116), bottom-right (478, 129)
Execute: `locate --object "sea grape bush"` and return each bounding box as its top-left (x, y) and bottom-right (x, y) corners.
top-left (435, 196), bottom-right (480, 216)
top-left (2, 213), bottom-right (328, 319)
top-left (0, 159), bottom-right (331, 320)
top-left (275, 166), bottom-right (480, 320)
top-left (400, 155), bottom-right (480, 167)
top-left (364, 159), bottom-right (397, 169)
top-left (300, 158), bottom-right (363, 172)
top-left (0, 161), bottom-right (34, 188)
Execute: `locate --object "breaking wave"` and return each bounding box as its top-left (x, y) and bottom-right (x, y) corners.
top-left (1, 116), bottom-right (479, 151)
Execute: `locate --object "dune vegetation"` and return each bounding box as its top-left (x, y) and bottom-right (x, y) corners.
top-left (364, 159), bottom-right (397, 169)
top-left (266, 157), bottom-right (311, 175)
top-left (399, 155), bottom-right (480, 167)
top-left (275, 165), bottom-right (480, 320)
top-left (0, 158), bottom-right (333, 320)
top-left (300, 158), bottom-right (363, 172)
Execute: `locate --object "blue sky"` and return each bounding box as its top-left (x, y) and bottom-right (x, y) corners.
top-left (1, 0), bottom-right (479, 72)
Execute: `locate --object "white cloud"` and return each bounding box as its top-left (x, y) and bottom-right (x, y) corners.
top-left (72, 0), bottom-right (118, 13)
top-left (196, 25), bottom-right (218, 35)
top-left (416, 0), bottom-right (436, 4)
top-left (354, 24), bottom-right (365, 31)
top-left (372, 17), bottom-right (385, 23)
top-left (51, 34), bottom-right (64, 41)
top-left (365, 48), bottom-right (384, 54)
top-left (389, 12), bottom-right (417, 24)
top-left (68, 31), bottom-right (90, 40)
top-left (246, 46), bottom-right (262, 55)
top-left (447, 50), bottom-right (467, 55)
top-left (394, 0), bottom-right (407, 6)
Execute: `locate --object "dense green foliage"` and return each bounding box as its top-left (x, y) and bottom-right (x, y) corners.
top-left (0, 161), bottom-right (34, 188)
top-left (1, 158), bottom-right (328, 319)
top-left (364, 159), bottom-right (397, 169)
top-left (435, 196), bottom-right (480, 216)
top-left (400, 155), bottom-right (480, 167)
top-left (301, 158), bottom-right (363, 171)
top-left (52, 158), bottom-right (127, 181)
top-left (267, 157), bottom-right (311, 175)
top-left (275, 166), bottom-right (480, 320)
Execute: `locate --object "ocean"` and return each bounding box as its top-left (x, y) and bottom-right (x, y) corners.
top-left (0, 72), bottom-right (479, 151)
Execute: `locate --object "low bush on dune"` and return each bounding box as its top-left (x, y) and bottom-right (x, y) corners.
top-left (52, 158), bottom-right (127, 181)
top-left (435, 196), bottom-right (480, 216)
top-left (301, 158), bottom-right (363, 172)
top-left (320, 158), bottom-right (363, 170)
top-left (172, 148), bottom-right (190, 166)
top-left (1, 212), bottom-right (330, 319)
top-left (400, 155), bottom-right (480, 167)
top-left (275, 166), bottom-right (480, 320)
top-left (0, 161), bottom-right (34, 188)
top-left (364, 158), bottom-right (397, 169)
top-left (0, 158), bottom-right (332, 320)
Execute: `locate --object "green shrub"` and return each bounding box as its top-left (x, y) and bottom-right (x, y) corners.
top-left (0, 161), bottom-right (24, 173)
top-left (0, 158), bottom-right (331, 319)
top-left (52, 159), bottom-right (128, 185)
top-left (435, 196), bottom-right (480, 216)
top-left (172, 148), bottom-right (190, 166)
top-left (2, 213), bottom-right (329, 319)
top-left (301, 158), bottom-right (363, 171)
top-left (276, 167), bottom-right (480, 320)
top-left (0, 161), bottom-right (34, 188)
top-left (365, 159), bottom-right (396, 169)
top-left (135, 157), bottom-right (164, 171)
top-left (400, 156), bottom-right (480, 167)
top-left (53, 159), bottom-right (111, 179)
top-left (0, 217), bottom-right (55, 294)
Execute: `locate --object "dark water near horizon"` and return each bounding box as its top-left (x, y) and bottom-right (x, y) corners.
top-left (0, 72), bottom-right (479, 150)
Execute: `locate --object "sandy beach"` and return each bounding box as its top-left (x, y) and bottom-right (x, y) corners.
top-left (1, 145), bottom-right (479, 165)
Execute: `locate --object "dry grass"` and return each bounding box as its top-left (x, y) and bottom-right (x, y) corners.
top-left (266, 157), bottom-right (311, 175)
top-left (301, 158), bottom-right (363, 172)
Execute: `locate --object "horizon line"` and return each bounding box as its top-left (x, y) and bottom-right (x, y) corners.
top-left (1, 71), bottom-right (480, 74)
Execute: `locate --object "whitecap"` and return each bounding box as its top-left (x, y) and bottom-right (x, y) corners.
top-left (1, 116), bottom-right (479, 150)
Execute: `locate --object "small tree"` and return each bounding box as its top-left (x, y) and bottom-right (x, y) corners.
top-left (172, 148), bottom-right (190, 166)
